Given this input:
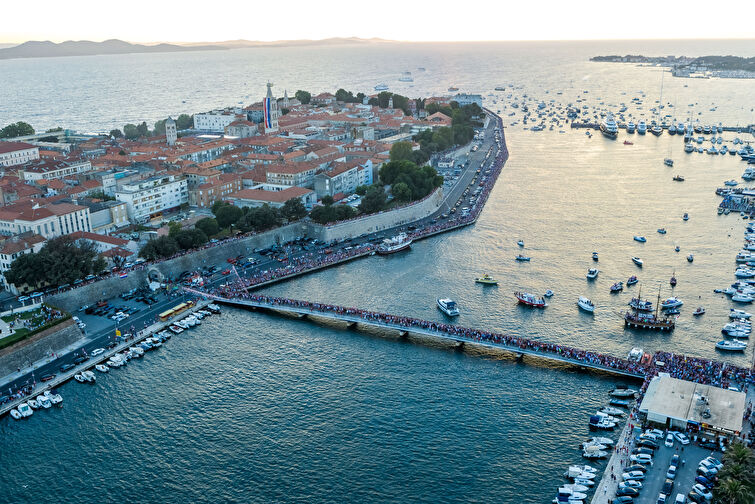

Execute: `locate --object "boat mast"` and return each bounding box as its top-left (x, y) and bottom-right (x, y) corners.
top-left (655, 285), bottom-right (662, 320)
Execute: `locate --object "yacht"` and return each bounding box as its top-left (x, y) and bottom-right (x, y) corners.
top-left (609, 387), bottom-right (637, 398)
top-left (637, 121), bottom-right (647, 134)
top-left (436, 298), bottom-right (460, 316)
top-left (668, 124), bottom-right (677, 135)
top-left (398, 71), bottom-right (413, 82)
top-left (732, 292), bottom-right (754, 303)
top-left (661, 297), bottom-right (683, 309)
top-left (716, 340), bottom-right (747, 352)
top-left (45, 391), bottom-right (63, 406)
top-left (74, 374), bottom-right (86, 383)
top-left (578, 297), bottom-right (595, 313)
top-left (631, 257), bottom-right (643, 266)
top-left (651, 124), bottom-right (663, 136)
top-left (18, 402), bottom-right (33, 418)
top-left (729, 309), bottom-right (752, 319)
top-left (81, 370), bottom-right (96, 382)
top-left (684, 144), bottom-right (694, 153)
top-left (169, 324), bottom-right (184, 334)
top-left (586, 268), bottom-right (599, 280)
top-left (589, 415), bottom-right (616, 430)
top-left (626, 121), bottom-right (636, 133)
top-left (633, 236), bottom-right (646, 243)
top-left (724, 179), bottom-right (738, 186)
top-left (36, 394), bottom-right (51, 409)
top-left (27, 399), bottom-right (39, 409)
top-left (378, 233), bottom-right (412, 255)
top-left (599, 115), bottom-right (618, 139)
top-left (475, 274), bottom-right (498, 285)
top-left (514, 291), bottom-right (548, 308)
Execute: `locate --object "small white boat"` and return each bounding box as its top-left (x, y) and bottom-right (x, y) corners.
top-left (544, 289), bottom-right (554, 297)
top-left (437, 298), bottom-right (460, 316)
top-left (661, 297), bottom-right (683, 309)
top-left (74, 374), bottom-right (85, 383)
top-left (586, 268), bottom-right (599, 280)
top-left (609, 387), bottom-right (637, 398)
top-left (565, 466), bottom-right (597, 479)
top-left (36, 395), bottom-right (51, 409)
top-left (17, 402), bottom-right (33, 417)
top-left (632, 257), bottom-right (643, 266)
top-left (562, 484), bottom-right (589, 493)
top-left (95, 364), bottom-right (109, 373)
top-left (44, 391), bottom-right (63, 406)
top-left (716, 340), bottom-right (747, 352)
top-left (9, 408), bottom-right (22, 420)
top-left (730, 309), bottom-right (752, 319)
top-left (577, 297), bottom-right (595, 313)
top-left (732, 292), bottom-right (754, 303)
top-left (81, 370), bottom-right (96, 382)
top-left (27, 399), bottom-right (39, 409)
top-left (599, 407), bottom-right (624, 417)
top-left (587, 437), bottom-right (614, 447)
top-left (582, 447), bottom-right (608, 459)
top-left (517, 240), bottom-right (524, 247)
top-left (633, 236), bottom-right (646, 243)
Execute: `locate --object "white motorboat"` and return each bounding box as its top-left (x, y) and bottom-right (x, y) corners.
top-left (609, 387), bottom-right (637, 398)
top-left (565, 466), bottom-right (596, 479)
top-left (169, 325), bottom-right (184, 334)
top-left (586, 268), bottom-right (599, 280)
top-left (44, 391), bottom-right (62, 406)
top-left (74, 374), bottom-right (86, 383)
top-left (27, 398), bottom-right (39, 409)
top-left (589, 415), bottom-right (615, 429)
top-left (437, 298), bottom-right (460, 316)
top-left (562, 483), bottom-right (589, 493)
top-left (716, 340), bottom-right (747, 352)
top-left (637, 120), bottom-right (647, 134)
top-left (633, 235), bottom-right (646, 243)
top-left (570, 464), bottom-right (598, 474)
top-left (631, 257), bottom-right (643, 266)
top-left (36, 395), bottom-right (51, 409)
top-left (730, 309), bottom-right (752, 319)
top-left (557, 487), bottom-right (588, 501)
top-left (661, 297), bottom-right (683, 309)
top-left (732, 292), bottom-right (754, 303)
top-left (594, 411), bottom-right (620, 423)
top-left (577, 297), bottom-right (595, 313)
top-left (545, 289), bottom-right (554, 297)
top-left (599, 115), bottom-right (618, 139)
top-left (95, 364), bottom-right (109, 373)
top-left (82, 370), bottom-right (96, 382)
top-left (18, 402), bottom-right (33, 417)
top-left (9, 408), bottom-right (22, 420)
top-left (600, 407), bottom-right (624, 417)
top-left (735, 268), bottom-right (755, 278)
top-left (582, 447), bottom-right (608, 459)
top-left (588, 437), bottom-right (614, 447)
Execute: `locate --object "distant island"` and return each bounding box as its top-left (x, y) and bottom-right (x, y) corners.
top-left (0, 37), bottom-right (392, 60)
top-left (590, 54), bottom-right (755, 79)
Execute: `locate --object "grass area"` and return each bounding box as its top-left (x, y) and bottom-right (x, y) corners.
top-left (0, 305), bottom-right (71, 351)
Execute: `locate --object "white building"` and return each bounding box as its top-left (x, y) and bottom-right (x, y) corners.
top-left (115, 174), bottom-right (188, 223)
top-left (0, 233), bottom-right (46, 294)
top-left (18, 158), bottom-right (92, 182)
top-left (0, 201), bottom-right (92, 238)
top-left (0, 141), bottom-right (40, 168)
top-left (452, 93), bottom-right (483, 108)
top-left (193, 110), bottom-right (239, 133)
top-left (227, 186), bottom-right (316, 210)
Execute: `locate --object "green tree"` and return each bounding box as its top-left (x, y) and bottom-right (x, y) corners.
top-left (355, 185), bottom-right (368, 196)
top-left (281, 198), bottom-right (307, 221)
top-left (211, 200), bottom-right (227, 215)
top-left (88, 189), bottom-right (115, 201)
top-left (139, 236), bottom-right (180, 261)
top-left (215, 204), bottom-right (243, 229)
top-left (6, 237), bottom-right (104, 289)
top-left (379, 160), bottom-right (442, 200)
top-left (321, 195), bottom-right (334, 206)
top-left (123, 123), bottom-right (139, 139)
top-left (391, 182), bottom-right (412, 202)
top-left (390, 141), bottom-right (413, 162)
top-left (109, 128), bottom-right (123, 138)
top-left (176, 114), bottom-right (193, 130)
top-left (358, 185), bottom-right (387, 214)
top-left (45, 127), bottom-right (63, 133)
top-left (174, 228), bottom-right (208, 250)
top-left (295, 90), bottom-right (311, 105)
top-left (4, 254), bottom-right (45, 290)
top-left (309, 204), bottom-right (356, 224)
top-left (153, 119), bottom-right (167, 136)
top-left (195, 217), bottom-right (219, 237)
top-left (136, 121), bottom-right (150, 137)
top-left (168, 221), bottom-right (182, 237)
top-left (0, 121), bottom-right (34, 138)
top-left (238, 204), bottom-right (282, 232)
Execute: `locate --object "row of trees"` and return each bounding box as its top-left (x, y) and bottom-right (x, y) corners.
top-left (139, 222), bottom-right (210, 261)
top-left (413, 102), bottom-right (483, 157)
top-left (0, 121), bottom-right (35, 138)
top-left (5, 237), bottom-right (105, 290)
top-left (109, 114), bottom-right (193, 140)
top-left (712, 440), bottom-right (754, 504)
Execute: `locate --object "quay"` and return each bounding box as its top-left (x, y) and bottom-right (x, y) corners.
top-left (0, 300), bottom-right (211, 418)
top-left (570, 121), bottom-right (755, 135)
top-left (198, 293), bottom-right (646, 380)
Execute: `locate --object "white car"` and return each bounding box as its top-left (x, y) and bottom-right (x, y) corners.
top-left (622, 471), bottom-right (646, 481)
top-left (90, 348), bottom-right (105, 357)
top-left (703, 456), bottom-right (723, 469)
top-left (630, 454), bottom-right (653, 465)
top-left (692, 484), bottom-right (713, 500)
top-left (673, 432), bottom-right (690, 445)
top-left (666, 465), bottom-right (677, 480)
top-left (647, 428), bottom-right (664, 438)
top-left (620, 480), bottom-right (643, 489)
top-left (665, 433), bottom-right (674, 447)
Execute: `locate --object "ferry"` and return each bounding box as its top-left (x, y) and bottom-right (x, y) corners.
top-left (475, 274), bottom-right (498, 285)
top-left (514, 291), bottom-right (547, 308)
top-left (377, 233), bottom-right (412, 255)
top-left (437, 298), bottom-right (460, 317)
top-left (599, 115), bottom-right (618, 139)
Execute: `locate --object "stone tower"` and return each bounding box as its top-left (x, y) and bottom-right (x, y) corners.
top-left (388, 95), bottom-right (394, 109)
top-left (283, 89), bottom-right (290, 109)
top-left (165, 116), bottom-right (177, 146)
top-left (264, 82), bottom-right (279, 134)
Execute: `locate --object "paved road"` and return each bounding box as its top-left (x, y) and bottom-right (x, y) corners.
top-left (1, 113), bottom-right (503, 398)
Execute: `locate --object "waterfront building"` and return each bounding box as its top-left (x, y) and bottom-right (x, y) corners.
top-left (165, 117), bottom-right (177, 146)
top-left (226, 185), bottom-right (316, 210)
top-left (0, 142), bottom-right (40, 168)
top-left (114, 174), bottom-right (188, 223)
top-left (18, 158), bottom-right (93, 182)
top-left (0, 232), bottom-right (46, 294)
top-left (639, 374), bottom-right (746, 435)
top-left (193, 110), bottom-right (239, 133)
top-left (452, 93), bottom-right (483, 108)
top-left (0, 201), bottom-right (92, 239)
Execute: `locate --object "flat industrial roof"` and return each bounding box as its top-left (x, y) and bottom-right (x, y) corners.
top-left (640, 375), bottom-right (746, 433)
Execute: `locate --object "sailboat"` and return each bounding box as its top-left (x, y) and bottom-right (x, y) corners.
top-left (624, 285), bottom-right (675, 331)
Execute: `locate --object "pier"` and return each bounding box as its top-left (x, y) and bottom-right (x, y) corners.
top-left (570, 121), bottom-right (755, 135)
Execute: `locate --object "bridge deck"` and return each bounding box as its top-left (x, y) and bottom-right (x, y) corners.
top-left (217, 297), bottom-right (645, 380)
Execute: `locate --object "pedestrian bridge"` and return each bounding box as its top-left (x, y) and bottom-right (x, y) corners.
top-left (201, 293), bottom-right (646, 380)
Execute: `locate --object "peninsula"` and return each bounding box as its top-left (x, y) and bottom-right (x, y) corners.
top-left (590, 54), bottom-right (755, 78)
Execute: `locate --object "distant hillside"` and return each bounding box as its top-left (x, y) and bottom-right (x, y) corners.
top-left (0, 39), bottom-right (226, 60)
top-left (179, 37), bottom-right (394, 48)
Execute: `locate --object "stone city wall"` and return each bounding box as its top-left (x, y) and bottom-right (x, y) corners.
top-left (0, 319), bottom-right (83, 378)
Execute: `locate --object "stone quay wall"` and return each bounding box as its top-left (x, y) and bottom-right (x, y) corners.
top-left (0, 319), bottom-right (83, 378)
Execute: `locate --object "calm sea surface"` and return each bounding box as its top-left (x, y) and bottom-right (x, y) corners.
top-left (1, 40), bottom-right (755, 503)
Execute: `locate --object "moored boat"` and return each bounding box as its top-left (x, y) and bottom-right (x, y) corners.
top-left (515, 291), bottom-right (547, 308)
top-left (377, 233), bottom-right (412, 255)
top-left (437, 298), bottom-right (460, 316)
top-left (475, 274), bottom-right (498, 285)
top-left (716, 340), bottom-right (747, 352)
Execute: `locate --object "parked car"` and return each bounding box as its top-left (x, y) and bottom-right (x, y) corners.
top-left (91, 348), bottom-right (105, 357)
top-left (665, 433), bottom-right (675, 447)
top-left (657, 494), bottom-right (667, 504)
top-left (626, 464), bottom-right (648, 473)
top-left (620, 480), bottom-right (643, 489)
top-left (703, 457), bottom-right (723, 469)
top-left (630, 453), bottom-right (653, 465)
top-left (73, 356), bottom-right (88, 365)
top-left (632, 447), bottom-right (654, 456)
top-left (694, 476), bottom-right (713, 489)
top-left (671, 454), bottom-right (680, 467)
top-left (617, 487), bottom-right (640, 498)
top-left (662, 478), bottom-right (675, 496)
top-left (673, 432), bottom-right (690, 445)
top-left (666, 465), bottom-right (677, 480)
top-left (692, 484), bottom-right (712, 501)
top-left (614, 497), bottom-right (634, 504)
top-left (622, 471), bottom-right (646, 481)
top-left (687, 490), bottom-right (705, 503)
top-left (60, 363), bottom-right (75, 372)
top-left (41, 374), bottom-right (56, 382)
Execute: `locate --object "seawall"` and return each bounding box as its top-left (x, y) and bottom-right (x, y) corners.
top-left (0, 319), bottom-right (83, 378)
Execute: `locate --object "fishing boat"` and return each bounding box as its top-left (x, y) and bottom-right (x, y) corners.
top-left (627, 276), bottom-right (638, 286)
top-left (377, 233), bottom-right (412, 255)
top-left (610, 282), bottom-right (623, 292)
top-left (515, 291), bottom-right (548, 308)
top-left (632, 257), bottom-right (643, 266)
top-left (578, 297), bottom-right (595, 313)
top-left (716, 340), bottom-right (747, 352)
top-left (670, 271), bottom-right (677, 286)
top-left (515, 254), bottom-right (531, 261)
top-left (633, 236), bottom-right (647, 243)
top-left (592, 252), bottom-right (599, 261)
top-left (437, 298), bottom-right (460, 316)
top-left (475, 274), bottom-right (498, 285)
top-left (586, 268), bottom-right (599, 280)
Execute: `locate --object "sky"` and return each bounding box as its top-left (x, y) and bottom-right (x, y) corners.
top-left (2, 0), bottom-right (755, 44)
